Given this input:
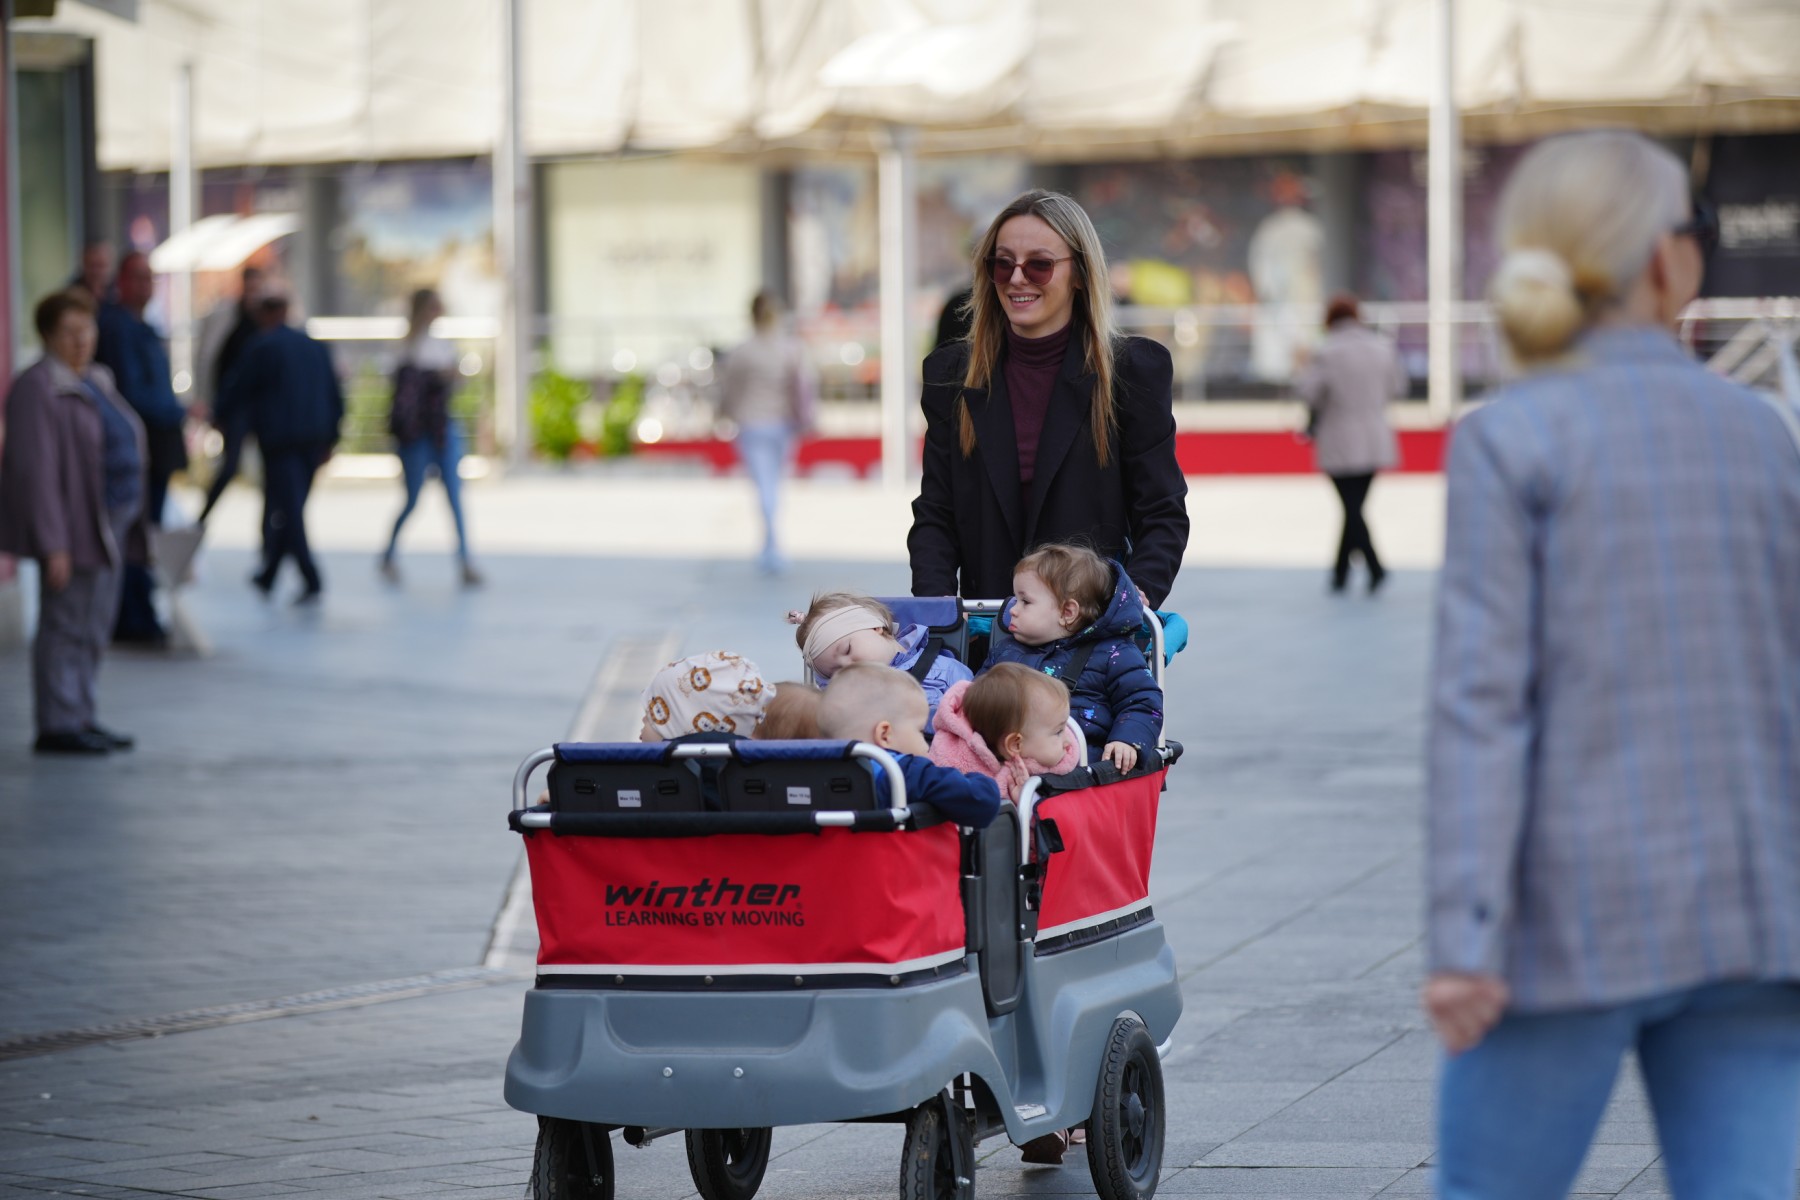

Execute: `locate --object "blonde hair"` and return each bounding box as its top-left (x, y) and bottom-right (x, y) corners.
top-left (960, 190), bottom-right (1121, 466)
top-left (793, 592), bottom-right (897, 654)
top-left (817, 664), bottom-right (925, 741)
top-left (1016, 544), bottom-right (1111, 632)
top-left (757, 681), bottom-right (823, 740)
top-left (1491, 131), bottom-right (1689, 362)
top-left (964, 664), bottom-right (1070, 762)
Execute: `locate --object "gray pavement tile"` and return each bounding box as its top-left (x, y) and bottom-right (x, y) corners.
top-left (1159, 1166), bottom-right (1408, 1195)
top-left (1198, 1141), bottom-right (1433, 1169)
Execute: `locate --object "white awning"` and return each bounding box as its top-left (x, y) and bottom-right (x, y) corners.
top-left (147, 212), bottom-right (298, 273)
top-left (18, 0), bottom-right (1800, 170)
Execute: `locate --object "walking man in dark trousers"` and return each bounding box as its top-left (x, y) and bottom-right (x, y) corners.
top-left (222, 294), bottom-right (343, 603)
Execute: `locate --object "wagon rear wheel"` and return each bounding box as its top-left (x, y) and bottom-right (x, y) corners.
top-left (899, 1097), bottom-right (974, 1200)
top-left (531, 1116), bottom-right (614, 1200)
top-left (685, 1127), bottom-right (773, 1200)
top-left (1085, 1016), bottom-right (1165, 1200)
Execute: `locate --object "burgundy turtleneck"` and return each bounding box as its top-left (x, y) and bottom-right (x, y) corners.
top-left (1003, 320), bottom-right (1072, 508)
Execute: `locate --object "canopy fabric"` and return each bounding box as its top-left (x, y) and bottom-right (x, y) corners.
top-left (25, 0), bottom-right (1800, 171)
top-left (147, 211), bottom-right (299, 272)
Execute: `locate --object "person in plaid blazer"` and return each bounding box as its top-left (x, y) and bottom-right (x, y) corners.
top-left (1425, 131), bottom-right (1800, 1199)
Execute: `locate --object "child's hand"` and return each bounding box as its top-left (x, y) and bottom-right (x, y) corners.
top-left (1102, 742), bottom-right (1138, 773)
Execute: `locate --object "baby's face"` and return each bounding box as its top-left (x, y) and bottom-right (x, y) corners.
top-left (639, 715), bottom-right (662, 743)
top-left (1015, 691), bottom-right (1071, 766)
top-left (1007, 571), bottom-right (1076, 646)
top-left (815, 626), bottom-right (898, 679)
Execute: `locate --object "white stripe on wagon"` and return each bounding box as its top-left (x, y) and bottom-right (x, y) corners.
top-left (539, 949), bottom-right (966, 977)
top-left (1035, 899), bottom-right (1152, 944)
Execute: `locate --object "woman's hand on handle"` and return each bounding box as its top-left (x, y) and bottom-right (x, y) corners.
top-left (1422, 971), bottom-right (1509, 1054)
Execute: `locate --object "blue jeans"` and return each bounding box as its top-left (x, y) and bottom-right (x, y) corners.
top-left (1438, 981), bottom-right (1800, 1199)
top-left (735, 422), bottom-right (793, 567)
top-left (385, 426), bottom-right (469, 563)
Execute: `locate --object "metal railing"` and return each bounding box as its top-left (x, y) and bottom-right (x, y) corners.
top-left (300, 298), bottom-right (1800, 456)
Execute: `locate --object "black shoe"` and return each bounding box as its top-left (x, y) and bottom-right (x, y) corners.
top-left (85, 723), bottom-right (135, 750)
top-left (113, 627), bottom-right (168, 648)
top-left (1368, 565), bottom-right (1388, 594)
top-left (250, 571), bottom-right (275, 598)
top-left (34, 730), bottom-right (111, 755)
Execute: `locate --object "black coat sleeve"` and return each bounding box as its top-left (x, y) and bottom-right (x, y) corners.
top-left (908, 347), bottom-right (965, 597)
top-left (1115, 339), bottom-right (1189, 609)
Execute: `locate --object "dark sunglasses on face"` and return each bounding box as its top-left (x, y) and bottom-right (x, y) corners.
top-left (1672, 195), bottom-right (1720, 260)
top-left (987, 254), bottom-right (1073, 287)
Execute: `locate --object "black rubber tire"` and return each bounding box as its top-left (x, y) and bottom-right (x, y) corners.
top-left (531, 1116), bottom-right (615, 1200)
top-left (685, 1127), bottom-right (773, 1200)
top-left (1085, 1016), bottom-right (1165, 1200)
top-left (899, 1099), bottom-right (974, 1200)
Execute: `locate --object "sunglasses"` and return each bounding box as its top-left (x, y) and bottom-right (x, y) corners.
top-left (1672, 195), bottom-right (1720, 260)
top-left (987, 254), bottom-right (1073, 287)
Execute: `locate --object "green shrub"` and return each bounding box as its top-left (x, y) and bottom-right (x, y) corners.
top-left (600, 374), bottom-right (645, 457)
top-left (531, 367), bottom-right (591, 461)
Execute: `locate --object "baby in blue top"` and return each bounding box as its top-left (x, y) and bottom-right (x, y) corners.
top-left (791, 590), bottom-right (972, 730)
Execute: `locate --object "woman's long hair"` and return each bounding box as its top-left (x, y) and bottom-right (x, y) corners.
top-left (957, 190), bottom-right (1121, 466)
top-left (406, 287), bottom-right (440, 342)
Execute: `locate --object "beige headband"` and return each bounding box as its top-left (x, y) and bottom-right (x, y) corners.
top-left (803, 606), bottom-right (890, 669)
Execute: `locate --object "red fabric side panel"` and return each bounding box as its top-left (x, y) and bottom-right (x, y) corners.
top-left (526, 823), bottom-right (964, 969)
top-left (1035, 771), bottom-right (1162, 933)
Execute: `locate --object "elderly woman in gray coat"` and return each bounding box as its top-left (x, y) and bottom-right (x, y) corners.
top-left (0, 290), bottom-right (146, 755)
top-left (1293, 293), bottom-right (1405, 593)
top-left (1427, 130), bottom-right (1800, 1199)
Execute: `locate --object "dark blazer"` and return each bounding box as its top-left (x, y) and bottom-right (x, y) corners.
top-left (224, 325), bottom-right (345, 451)
top-left (908, 333), bottom-right (1188, 609)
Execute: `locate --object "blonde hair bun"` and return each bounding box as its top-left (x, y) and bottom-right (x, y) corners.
top-left (1490, 246), bottom-right (1586, 360)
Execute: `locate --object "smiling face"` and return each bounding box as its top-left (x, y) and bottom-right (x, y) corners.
top-left (992, 213), bottom-right (1079, 339)
top-left (1007, 570), bottom-right (1080, 646)
top-left (814, 626), bottom-right (899, 681)
top-left (1012, 687), bottom-right (1071, 766)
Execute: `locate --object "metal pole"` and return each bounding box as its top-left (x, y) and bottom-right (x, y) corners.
top-left (171, 60), bottom-right (196, 397)
top-left (1427, 0), bottom-right (1462, 422)
top-left (877, 124), bottom-right (918, 488)
top-left (495, 0), bottom-right (532, 463)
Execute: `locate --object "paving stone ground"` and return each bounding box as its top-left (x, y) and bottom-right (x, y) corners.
top-left (0, 471), bottom-right (1784, 1198)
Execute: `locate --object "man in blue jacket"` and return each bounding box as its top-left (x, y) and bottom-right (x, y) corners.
top-left (222, 293), bottom-right (343, 603)
top-left (96, 251), bottom-right (187, 643)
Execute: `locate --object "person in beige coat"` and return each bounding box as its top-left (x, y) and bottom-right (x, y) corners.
top-left (0, 290), bottom-right (147, 753)
top-left (1294, 293), bottom-right (1405, 593)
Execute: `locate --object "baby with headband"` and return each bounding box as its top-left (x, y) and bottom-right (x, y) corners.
top-left (788, 591), bottom-right (972, 729)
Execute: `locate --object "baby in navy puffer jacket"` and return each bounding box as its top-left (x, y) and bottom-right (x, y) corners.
top-left (983, 545), bottom-right (1163, 772)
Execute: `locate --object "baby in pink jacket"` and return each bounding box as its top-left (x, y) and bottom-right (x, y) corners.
top-left (929, 663), bottom-right (1081, 801)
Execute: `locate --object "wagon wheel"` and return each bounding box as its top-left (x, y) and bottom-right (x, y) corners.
top-left (1085, 1016), bottom-right (1165, 1200)
top-left (899, 1096), bottom-right (974, 1200)
top-left (686, 1127), bottom-right (773, 1200)
top-left (532, 1116), bottom-right (614, 1200)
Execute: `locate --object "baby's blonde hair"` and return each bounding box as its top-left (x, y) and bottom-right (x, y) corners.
top-left (817, 664), bottom-right (924, 741)
top-left (794, 591), bottom-right (897, 654)
top-left (757, 681), bottom-right (823, 740)
top-left (1491, 131), bottom-right (1688, 362)
top-left (965, 663), bottom-right (1070, 761)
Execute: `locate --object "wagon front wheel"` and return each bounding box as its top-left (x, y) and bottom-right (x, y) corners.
top-left (531, 1116), bottom-right (614, 1200)
top-left (899, 1096), bottom-right (974, 1200)
top-left (686, 1127), bottom-right (773, 1200)
top-left (1085, 1016), bottom-right (1165, 1200)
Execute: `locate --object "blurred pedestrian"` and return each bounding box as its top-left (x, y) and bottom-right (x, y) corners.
top-left (195, 265), bottom-right (266, 523)
top-left (1425, 130), bottom-right (1800, 1199)
top-left (68, 240), bottom-right (113, 304)
top-left (0, 291), bottom-right (146, 754)
top-left (1293, 293), bottom-right (1404, 594)
top-left (96, 250), bottom-right (186, 644)
top-left (718, 290), bottom-right (815, 574)
top-left (223, 293), bottom-right (343, 603)
top-left (379, 288), bottom-right (482, 587)
top-left (909, 188), bottom-right (1189, 609)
